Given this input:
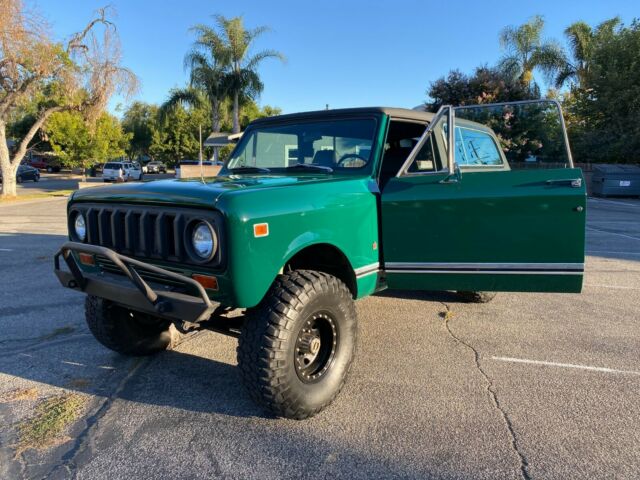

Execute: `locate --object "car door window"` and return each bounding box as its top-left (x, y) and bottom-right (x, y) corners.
top-left (455, 127), bottom-right (503, 167)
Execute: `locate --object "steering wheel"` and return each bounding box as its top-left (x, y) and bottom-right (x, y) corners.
top-left (336, 153), bottom-right (367, 168)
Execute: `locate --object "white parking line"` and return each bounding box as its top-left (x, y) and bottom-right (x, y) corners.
top-left (586, 226), bottom-right (640, 242)
top-left (0, 248), bottom-right (13, 252)
top-left (492, 356), bottom-right (640, 376)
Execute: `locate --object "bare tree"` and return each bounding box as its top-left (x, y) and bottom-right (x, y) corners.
top-left (0, 1), bottom-right (137, 197)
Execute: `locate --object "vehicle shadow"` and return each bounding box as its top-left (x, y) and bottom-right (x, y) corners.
top-left (375, 289), bottom-right (467, 303)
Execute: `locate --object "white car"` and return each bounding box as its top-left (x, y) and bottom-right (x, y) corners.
top-left (102, 162), bottom-right (143, 182)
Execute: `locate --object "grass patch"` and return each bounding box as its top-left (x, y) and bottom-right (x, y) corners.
top-left (0, 387), bottom-right (39, 403)
top-left (16, 393), bottom-right (86, 454)
top-left (439, 310), bottom-right (455, 321)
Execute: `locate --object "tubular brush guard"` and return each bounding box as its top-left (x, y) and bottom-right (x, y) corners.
top-left (54, 242), bottom-right (218, 323)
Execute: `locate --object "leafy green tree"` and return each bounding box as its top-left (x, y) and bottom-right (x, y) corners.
top-left (498, 15), bottom-right (565, 89)
top-left (564, 20), bottom-right (640, 163)
top-left (149, 103), bottom-right (209, 164)
top-left (162, 22), bottom-right (229, 134)
top-left (212, 15), bottom-right (284, 133)
top-left (426, 66), bottom-right (538, 110)
top-left (45, 111), bottom-right (130, 169)
top-left (555, 18), bottom-right (621, 88)
top-left (122, 101), bottom-right (159, 158)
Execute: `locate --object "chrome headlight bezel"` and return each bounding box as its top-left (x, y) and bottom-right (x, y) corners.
top-left (73, 212), bottom-right (86, 242)
top-left (187, 220), bottom-right (218, 262)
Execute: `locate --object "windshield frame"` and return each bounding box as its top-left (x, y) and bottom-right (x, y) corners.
top-left (220, 114), bottom-right (384, 177)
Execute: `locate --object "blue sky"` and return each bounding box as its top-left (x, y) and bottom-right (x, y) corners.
top-left (35, 0), bottom-right (637, 114)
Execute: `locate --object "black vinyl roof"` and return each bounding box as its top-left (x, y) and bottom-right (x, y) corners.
top-left (250, 107), bottom-right (436, 125)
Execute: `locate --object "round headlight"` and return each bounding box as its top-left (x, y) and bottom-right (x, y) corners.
top-left (74, 213), bottom-right (86, 241)
top-left (191, 222), bottom-right (216, 259)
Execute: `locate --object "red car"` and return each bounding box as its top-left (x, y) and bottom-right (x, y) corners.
top-left (26, 156), bottom-right (61, 172)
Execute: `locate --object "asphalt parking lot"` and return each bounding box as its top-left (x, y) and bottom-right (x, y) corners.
top-left (0, 196), bottom-right (638, 479)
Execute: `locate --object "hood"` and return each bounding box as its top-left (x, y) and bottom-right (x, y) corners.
top-left (70, 174), bottom-right (353, 209)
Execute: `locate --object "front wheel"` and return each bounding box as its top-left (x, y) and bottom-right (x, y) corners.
top-left (46, 166), bottom-right (53, 173)
top-left (237, 270), bottom-right (357, 419)
top-left (85, 296), bottom-right (184, 355)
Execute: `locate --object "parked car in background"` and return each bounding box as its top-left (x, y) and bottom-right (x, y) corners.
top-left (102, 162), bottom-right (143, 182)
top-left (0, 164), bottom-right (40, 183)
top-left (25, 156), bottom-right (61, 173)
top-left (133, 161), bottom-right (148, 174)
top-left (146, 161), bottom-right (167, 174)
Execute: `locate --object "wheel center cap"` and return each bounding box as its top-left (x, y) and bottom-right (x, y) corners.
top-left (309, 337), bottom-right (321, 354)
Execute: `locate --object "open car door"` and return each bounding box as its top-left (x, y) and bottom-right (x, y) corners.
top-left (380, 100), bottom-right (586, 293)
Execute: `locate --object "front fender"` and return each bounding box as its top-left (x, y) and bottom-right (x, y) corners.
top-left (216, 177), bottom-right (379, 307)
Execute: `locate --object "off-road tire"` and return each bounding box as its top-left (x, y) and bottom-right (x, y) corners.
top-left (455, 291), bottom-right (497, 303)
top-left (237, 270), bottom-right (357, 419)
top-left (85, 295), bottom-right (183, 355)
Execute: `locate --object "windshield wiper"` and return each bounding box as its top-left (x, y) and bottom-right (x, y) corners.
top-left (229, 166), bottom-right (271, 173)
top-left (285, 163), bottom-right (333, 173)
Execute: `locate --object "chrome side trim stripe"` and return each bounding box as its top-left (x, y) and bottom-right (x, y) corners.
top-left (384, 262), bottom-right (584, 272)
top-left (385, 269), bottom-right (583, 276)
top-left (355, 262), bottom-right (380, 278)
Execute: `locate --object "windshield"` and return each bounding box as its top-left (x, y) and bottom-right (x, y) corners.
top-left (225, 118), bottom-right (378, 173)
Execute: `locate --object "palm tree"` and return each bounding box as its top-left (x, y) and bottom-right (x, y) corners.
top-left (161, 24), bottom-right (229, 134)
top-left (555, 18), bottom-right (620, 88)
top-left (498, 15), bottom-right (565, 89)
top-left (213, 15), bottom-right (284, 133)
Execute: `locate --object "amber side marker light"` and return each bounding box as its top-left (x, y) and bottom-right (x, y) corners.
top-left (78, 253), bottom-right (95, 267)
top-left (254, 222), bottom-right (269, 237)
top-left (192, 274), bottom-right (218, 291)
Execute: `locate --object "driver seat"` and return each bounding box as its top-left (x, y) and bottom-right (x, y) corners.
top-left (312, 150), bottom-right (336, 168)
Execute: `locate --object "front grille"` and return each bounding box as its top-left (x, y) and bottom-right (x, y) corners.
top-left (84, 206), bottom-right (184, 262)
top-left (69, 203), bottom-right (224, 268)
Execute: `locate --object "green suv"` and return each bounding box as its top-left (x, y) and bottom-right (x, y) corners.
top-left (55, 101), bottom-right (586, 419)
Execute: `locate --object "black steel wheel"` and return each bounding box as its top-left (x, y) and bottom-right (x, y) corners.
top-left (294, 312), bottom-right (338, 383)
top-left (238, 270), bottom-right (357, 419)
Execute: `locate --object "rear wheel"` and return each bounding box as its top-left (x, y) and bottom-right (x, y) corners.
top-left (85, 295), bottom-right (184, 356)
top-left (237, 270), bottom-right (357, 419)
top-left (455, 291), bottom-right (497, 303)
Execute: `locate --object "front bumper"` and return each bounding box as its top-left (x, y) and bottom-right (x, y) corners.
top-left (54, 242), bottom-right (218, 323)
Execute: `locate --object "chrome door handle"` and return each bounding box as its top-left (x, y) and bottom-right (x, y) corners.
top-left (546, 178), bottom-right (582, 188)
